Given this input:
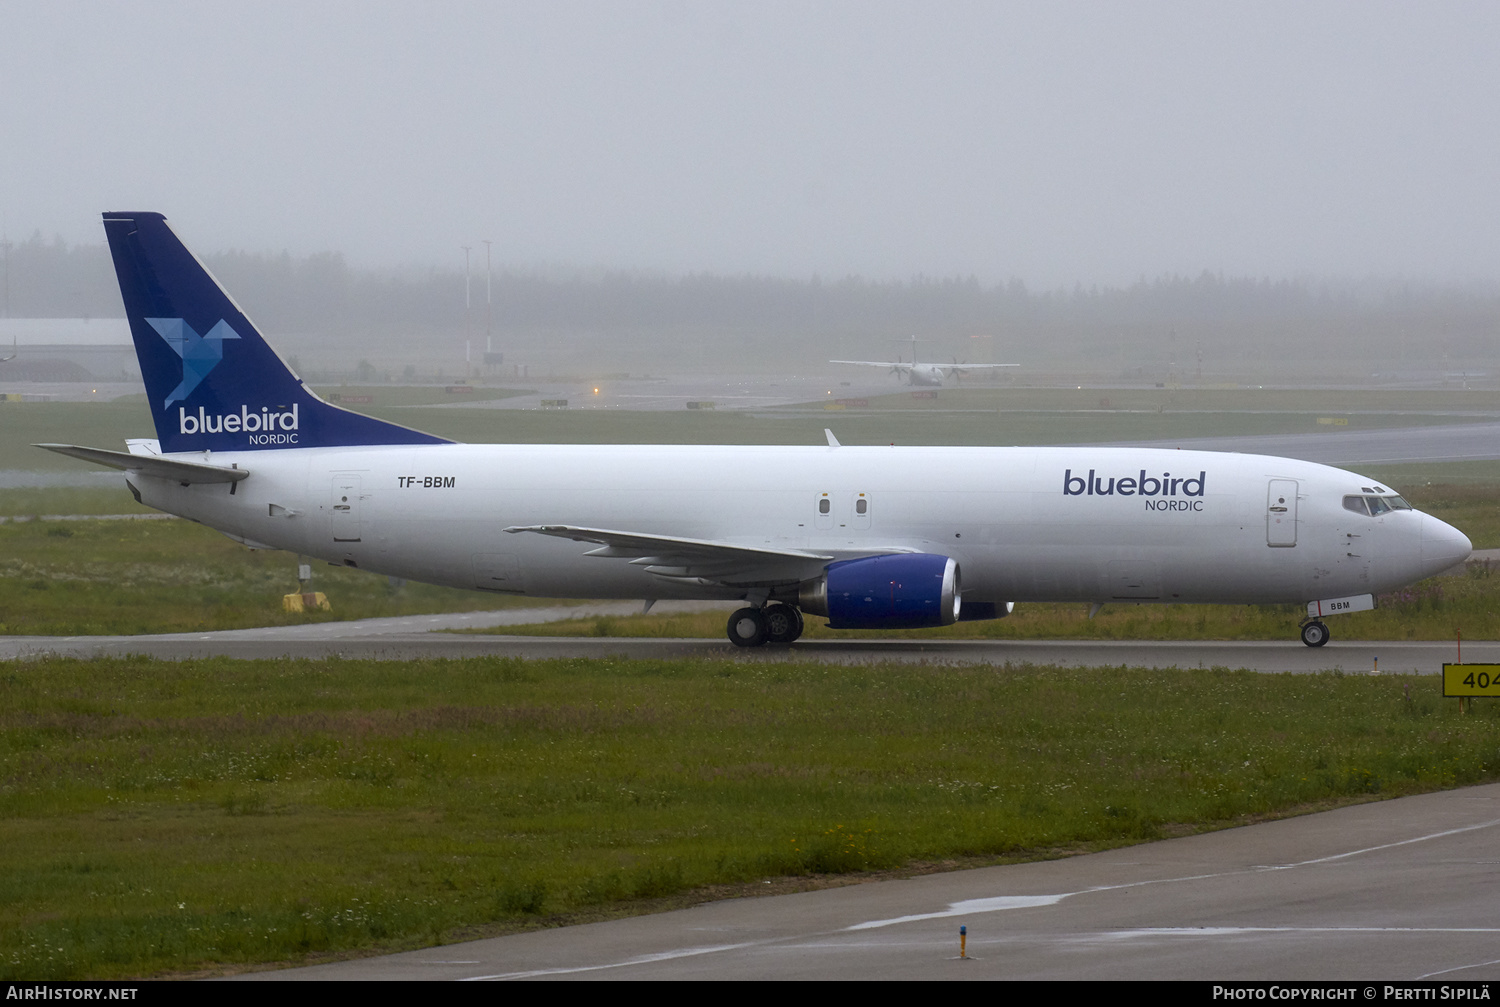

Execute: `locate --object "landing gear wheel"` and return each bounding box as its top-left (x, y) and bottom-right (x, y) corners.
top-left (763, 603), bottom-right (804, 644)
top-left (727, 607), bottom-right (768, 647)
top-left (1300, 620), bottom-right (1330, 648)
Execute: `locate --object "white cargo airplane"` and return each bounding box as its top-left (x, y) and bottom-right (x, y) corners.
top-left (831, 336), bottom-right (1017, 387)
top-left (38, 212), bottom-right (1471, 648)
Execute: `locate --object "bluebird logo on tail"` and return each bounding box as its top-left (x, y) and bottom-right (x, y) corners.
top-left (146, 317), bottom-right (241, 407)
top-left (105, 211), bottom-right (447, 451)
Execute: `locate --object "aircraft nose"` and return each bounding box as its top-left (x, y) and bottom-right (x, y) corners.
top-left (1421, 514), bottom-right (1472, 573)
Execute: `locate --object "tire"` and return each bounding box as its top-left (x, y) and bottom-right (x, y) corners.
top-left (727, 607), bottom-right (768, 647)
top-left (1300, 621), bottom-right (1330, 648)
top-left (763, 603), bottom-right (804, 644)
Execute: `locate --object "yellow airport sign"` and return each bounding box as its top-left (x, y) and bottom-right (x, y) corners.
top-left (1443, 664), bottom-right (1500, 697)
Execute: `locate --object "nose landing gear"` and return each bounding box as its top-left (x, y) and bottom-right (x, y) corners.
top-left (1300, 619), bottom-right (1330, 648)
top-left (727, 603), bottom-right (805, 647)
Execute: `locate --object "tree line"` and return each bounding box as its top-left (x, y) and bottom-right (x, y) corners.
top-left (4, 232), bottom-right (1497, 370)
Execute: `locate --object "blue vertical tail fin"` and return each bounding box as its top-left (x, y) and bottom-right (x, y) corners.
top-left (103, 212), bottom-right (448, 452)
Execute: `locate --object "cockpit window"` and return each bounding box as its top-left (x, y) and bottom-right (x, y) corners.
top-left (1345, 494), bottom-right (1411, 516)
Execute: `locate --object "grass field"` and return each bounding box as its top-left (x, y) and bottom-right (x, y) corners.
top-left (0, 485), bottom-right (155, 518)
top-left (1, 654), bottom-right (1495, 979)
top-left (0, 512), bottom-right (548, 635)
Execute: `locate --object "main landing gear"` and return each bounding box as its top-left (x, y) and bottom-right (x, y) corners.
top-left (1300, 619), bottom-right (1330, 648)
top-left (727, 603), bottom-right (805, 647)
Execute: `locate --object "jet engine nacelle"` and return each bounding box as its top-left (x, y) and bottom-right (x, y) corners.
top-left (800, 553), bottom-right (961, 629)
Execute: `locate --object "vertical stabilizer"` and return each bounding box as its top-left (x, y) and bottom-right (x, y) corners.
top-left (102, 212), bottom-right (449, 452)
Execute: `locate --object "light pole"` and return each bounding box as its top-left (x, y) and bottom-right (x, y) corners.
top-left (461, 245), bottom-right (472, 369)
top-left (1, 234), bottom-right (10, 320)
top-left (482, 239), bottom-right (492, 359)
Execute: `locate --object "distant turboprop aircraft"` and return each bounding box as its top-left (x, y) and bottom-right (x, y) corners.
top-left (831, 336), bottom-right (1016, 387)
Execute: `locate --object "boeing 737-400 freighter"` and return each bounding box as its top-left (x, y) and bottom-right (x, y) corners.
top-left (38, 212), bottom-right (1472, 648)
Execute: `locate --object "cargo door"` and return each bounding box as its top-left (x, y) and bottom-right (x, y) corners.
top-left (1267, 479), bottom-right (1298, 547)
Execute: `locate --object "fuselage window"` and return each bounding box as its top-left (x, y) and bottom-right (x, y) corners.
top-left (818, 498), bottom-right (831, 515)
top-left (1343, 495), bottom-right (1369, 515)
top-left (855, 498), bottom-right (868, 515)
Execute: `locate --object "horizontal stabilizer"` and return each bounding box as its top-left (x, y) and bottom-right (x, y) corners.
top-left (34, 443), bottom-right (249, 484)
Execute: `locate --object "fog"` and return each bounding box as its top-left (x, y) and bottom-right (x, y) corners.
top-left (5, 236), bottom-right (1498, 385)
top-left (4, 2), bottom-right (1500, 290)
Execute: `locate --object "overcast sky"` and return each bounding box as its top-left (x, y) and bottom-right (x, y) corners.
top-left (3, 1), bottom-right (1498, 287)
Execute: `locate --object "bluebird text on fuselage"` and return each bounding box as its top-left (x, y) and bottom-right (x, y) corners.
top-left (1063, 469), bottom-right (1206, 497)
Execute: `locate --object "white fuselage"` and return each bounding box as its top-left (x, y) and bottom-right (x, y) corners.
top-left (904, 364), bottom-right (945, 387)
top-left (126, 444), bottom-right (1471, 608)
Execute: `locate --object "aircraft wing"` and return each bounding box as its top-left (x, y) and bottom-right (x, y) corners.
top-left (829, 359), bottom-right (906, 368)
top-left (34, 443), bottom-right (249, 484)
top-left (505, 524), bottom-right (836, 587)
top-left (505, 524), bottom-right (831, 562)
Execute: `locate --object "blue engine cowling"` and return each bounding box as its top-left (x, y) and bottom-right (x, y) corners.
top-left (800, 554), bottom-right (961, 629)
